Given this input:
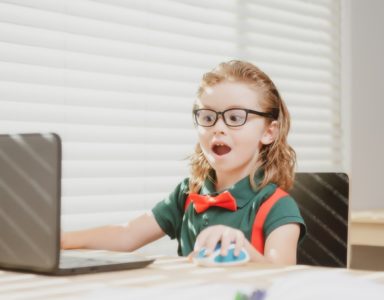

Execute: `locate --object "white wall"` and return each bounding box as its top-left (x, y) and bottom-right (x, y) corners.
top-left (345, 0), bottom-right (384, 210)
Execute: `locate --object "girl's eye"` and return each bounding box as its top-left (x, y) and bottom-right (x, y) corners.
top-left (203, 115), bottom-right (214, 122)
top-left (197, 111), bottom-right (216, 125)
top-left (228, 112), bottom-right (245, 124)
top-left (229, 115), bottom-right (240, 121)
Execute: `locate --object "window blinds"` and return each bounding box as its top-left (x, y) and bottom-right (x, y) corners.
top-left (0, 0), bottom-right (341, 253)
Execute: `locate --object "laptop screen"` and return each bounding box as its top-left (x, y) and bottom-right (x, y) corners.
top-left (0, 133), bottom-right (61, 272)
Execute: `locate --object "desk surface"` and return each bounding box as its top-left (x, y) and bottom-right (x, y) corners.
top-left (1, 253), bottom-right (384, 300)
top-left (2, 210), bottom-right (384, 300)
top-left (351, 210), bottom-right (384, 224)
top-left (350, 210), bottom-right (384, 246)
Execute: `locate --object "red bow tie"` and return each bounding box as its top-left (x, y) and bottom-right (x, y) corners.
top-left (187, 191), bottom-right (237, 214)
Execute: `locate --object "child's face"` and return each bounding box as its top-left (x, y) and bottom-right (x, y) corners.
top-left (195, 81), bottom-right (277, 181)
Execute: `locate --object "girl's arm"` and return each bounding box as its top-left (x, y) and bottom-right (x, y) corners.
top-left (193, 223), bottom-right (300, 265)
top-left (246, 223), bottom-right (300, 264)
top-left (61, 211), bottom-right (165, 252)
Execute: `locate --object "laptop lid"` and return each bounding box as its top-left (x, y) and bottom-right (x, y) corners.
top-left (0, 133), bottom-right (155, 275)
top-left (0, 133), bottom-right (61, 273)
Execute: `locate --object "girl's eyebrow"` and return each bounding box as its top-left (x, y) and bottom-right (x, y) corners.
top-left (224, 105), bottom-right (249, 110)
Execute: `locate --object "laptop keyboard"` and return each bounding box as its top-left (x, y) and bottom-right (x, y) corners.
top-left (59, 251), bottom-right (141, 269)
top-left (59, 255), bottom-right (109, 268)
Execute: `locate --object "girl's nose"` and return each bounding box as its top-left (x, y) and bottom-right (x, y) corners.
top-left (212, 115), bottom-right (227, 134)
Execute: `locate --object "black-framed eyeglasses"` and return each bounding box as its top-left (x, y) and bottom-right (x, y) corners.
top-left (193, 108), bottom-right (278, 127)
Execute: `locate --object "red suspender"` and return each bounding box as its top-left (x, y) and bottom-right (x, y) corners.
top-left (251, 188), bottom-right (288, 254)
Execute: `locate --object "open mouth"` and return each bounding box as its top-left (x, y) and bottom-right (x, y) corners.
top-left (212, 143), bottom-right (231, 156)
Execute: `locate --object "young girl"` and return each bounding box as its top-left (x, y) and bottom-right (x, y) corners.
top-left (62, 60), bottom-right (306, 265)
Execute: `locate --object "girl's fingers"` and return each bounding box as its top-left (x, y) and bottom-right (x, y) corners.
top-left (187, 252), bottom-right (194, 262)
top-left (220, 228), bottom-right (233, 256)
top-left (204, 230), bottom-right (222, 256)
top-left (193, 225), bottom-right (246, 257)
top-left (233, 230), bottom-right (245, 256)
top-left (194, 225), bottom-right (224, 256)
top-left (194, 227), bottom-right (209, 252)
top-left (194, 227), bottom-right (217, 255)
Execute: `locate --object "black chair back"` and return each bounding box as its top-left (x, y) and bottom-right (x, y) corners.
top-left (290, 173), bottom-right (349, 267)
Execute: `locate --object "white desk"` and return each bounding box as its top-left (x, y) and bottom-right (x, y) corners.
top-left (350, 210), bottom-right (384, 247)
top-left (349, 210), bottom-right (384, 270)
top-left (2, 210), bottom-right (384, 300)
top-left (1, 254), bottom-right (384, 300)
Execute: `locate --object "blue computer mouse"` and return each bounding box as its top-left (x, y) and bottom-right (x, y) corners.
top-left (193, 243), bottom-right (250, 267)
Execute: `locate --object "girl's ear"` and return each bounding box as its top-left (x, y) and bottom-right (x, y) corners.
top-left (261, 121), bottom-right (279, 145)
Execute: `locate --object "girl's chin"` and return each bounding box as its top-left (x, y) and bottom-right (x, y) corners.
top-left (208, 160), bottom-right (237, 173)
top-left (207, 156), bottom-right (231, 168)
top-left (208, 158), bottom-right (256, 177)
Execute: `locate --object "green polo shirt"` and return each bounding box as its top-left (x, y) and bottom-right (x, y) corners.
top-left (152, 174), bottom-right (306, 256)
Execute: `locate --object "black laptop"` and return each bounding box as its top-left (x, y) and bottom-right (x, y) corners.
top-left (0, 133), bottom-right (154, 275)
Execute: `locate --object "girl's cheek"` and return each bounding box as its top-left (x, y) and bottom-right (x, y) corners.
top-left (197, 127), bottom-right (209, 139)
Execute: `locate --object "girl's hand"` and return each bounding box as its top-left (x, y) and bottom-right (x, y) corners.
top-left (61, 231), bottom-right (82, 250)
top-left (190, 223), bottom-right (300, 265)
top-left (61, 232), bottom-right (74, 249)
top-left (193, 225), bottom-right (247, 257)
top-left (60, 231), bottom-right (67, 249)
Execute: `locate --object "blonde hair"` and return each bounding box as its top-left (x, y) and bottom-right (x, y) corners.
top-left (189, 60), bottom-right (296, 193)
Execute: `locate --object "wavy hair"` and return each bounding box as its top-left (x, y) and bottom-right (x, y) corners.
top-left (189, 60), bottom-right (296, 193)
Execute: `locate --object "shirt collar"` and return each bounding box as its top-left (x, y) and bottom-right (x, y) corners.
top-left (199, 169), bottom-right (266, 208)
